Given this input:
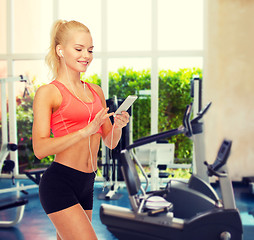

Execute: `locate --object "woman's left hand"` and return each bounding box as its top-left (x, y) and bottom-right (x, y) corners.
top-left (113, 111), bottom-right (130, 129)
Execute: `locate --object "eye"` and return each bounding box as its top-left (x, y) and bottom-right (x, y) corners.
top-left (89, 50), bottom-right (93, 53)
top-left (76, 49), bottom-right (82, 52)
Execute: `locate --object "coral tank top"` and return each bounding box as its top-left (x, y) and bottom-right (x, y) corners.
top-left (50, 80), bottom-right (103, 137)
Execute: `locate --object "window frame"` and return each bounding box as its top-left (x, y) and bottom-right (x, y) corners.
top-left (0, 0), bottom-right (206, 175)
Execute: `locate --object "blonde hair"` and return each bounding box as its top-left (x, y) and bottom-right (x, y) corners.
top-left (45, 20), bottom-right (90, 79)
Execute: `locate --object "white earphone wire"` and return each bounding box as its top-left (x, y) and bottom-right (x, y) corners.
top-left (62, 56), bottom-right (96, 175)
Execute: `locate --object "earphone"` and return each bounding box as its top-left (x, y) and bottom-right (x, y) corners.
top-left (59, 49), bottom-right (64, 57)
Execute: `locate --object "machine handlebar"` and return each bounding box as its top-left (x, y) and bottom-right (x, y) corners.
top-left (204, 139), bottom-right (232, 177)
top-left (126, 102), bottom-right (211, 150)
top-left (7, 143), bottom-right (18, 151)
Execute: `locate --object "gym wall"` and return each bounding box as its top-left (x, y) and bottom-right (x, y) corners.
top-left (204, 0), bottom-right (254, 181)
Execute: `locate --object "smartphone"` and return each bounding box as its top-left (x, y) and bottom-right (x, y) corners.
top-left (114, 95), bottom-right (138, 116)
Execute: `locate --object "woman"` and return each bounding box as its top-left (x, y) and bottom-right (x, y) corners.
top-left (32, 20), bottom-right (129, 240)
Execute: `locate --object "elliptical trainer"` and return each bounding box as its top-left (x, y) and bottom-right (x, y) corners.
top-left (100, 103), bottom-right (243, 240)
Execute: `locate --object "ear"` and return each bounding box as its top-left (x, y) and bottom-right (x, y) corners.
top-left (56, 45), bottom-right (63, 58)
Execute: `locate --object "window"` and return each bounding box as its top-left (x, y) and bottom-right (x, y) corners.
top-left (158, 0), bottom-right (203, 51)
top-left (107, 0), bottom-right (152, 51)
top-left (59, 0), bottom-right (102, 52)
top-left (158, 57), bottom-right (203, 71)
top-left (13, 60), bottom-right (48, 84)
top-left (13, 0), bottom-right (52, 54)
top-left (0, 0), bottom-right (204, 173)
top-left (0, 61), bottom-right (7, 78)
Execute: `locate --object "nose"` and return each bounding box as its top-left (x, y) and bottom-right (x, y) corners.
top-left (82, 50), bottom-right (90, 59)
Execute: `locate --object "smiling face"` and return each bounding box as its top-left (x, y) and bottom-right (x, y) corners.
top-left (58, 30), bottom-right (94, 74)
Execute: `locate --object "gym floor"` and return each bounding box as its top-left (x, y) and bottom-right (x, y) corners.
top-left (0, 178), bottom-right (253, 240)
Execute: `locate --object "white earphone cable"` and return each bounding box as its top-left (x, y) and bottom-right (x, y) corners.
top-left (110, 123), bottom-right (116, 184)
top-left (62, 57), bottom-right (96, 174)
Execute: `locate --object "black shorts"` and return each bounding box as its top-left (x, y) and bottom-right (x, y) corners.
top-left (39, 162), bottom-right (95, 215)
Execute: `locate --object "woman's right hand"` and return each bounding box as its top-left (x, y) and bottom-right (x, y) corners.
top-left (80, 108), bottom-right (114, 137)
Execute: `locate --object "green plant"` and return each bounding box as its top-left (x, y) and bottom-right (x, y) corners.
top-left (16, 95), bottom-right (34, 168)
top-left (158, 68), bottom-right (202, 161)
top-left (168, 168), bottom-right (192, 179)
top-left (108, 68), bottom-right (151, 139)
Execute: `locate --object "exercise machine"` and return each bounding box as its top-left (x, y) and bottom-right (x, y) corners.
top-left (129, 102), bottom-right (219, 203)
top-left (134, 141), bottom-right (177, 191)
top-left (0, 75), bottom-right (37, 227)
top-left (1, 75), bottom-right (27, 175)
top-left (100, 139), bottom-right (242, 239)
top-left (100, 140), bottom-right (243, 239)
top-left (0, 75), bottom-right (38, 194)
top-left (129, 75), bottom-right (203, 191)
top-left (242, 176), bottom-right (254, 194)
top-left (100, 104), bottom-right (243, 239)
top-left (98, 96), bottom-right (133, 200)
top-left (0, 143), bottom-right (28, 227)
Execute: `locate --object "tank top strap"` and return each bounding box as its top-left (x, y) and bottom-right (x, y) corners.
top-left (50, 80), bottom-right (67, 93)
top-left (84, 82), bottom-right (102, 102)
top-left (84, 82), bottom-right (94, 94)
top-left (50, 80), bottom-right (71, 105)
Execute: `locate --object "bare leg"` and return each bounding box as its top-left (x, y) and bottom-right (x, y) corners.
top-left (48, 204), bottom-right (97, 240)
top-left (56, 210), bottom-right (93, 240)
top-left (85, 210), bottom-right (93, 221)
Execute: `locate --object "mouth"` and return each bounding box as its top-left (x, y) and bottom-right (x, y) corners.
top-left (78, 61), bottom-right (89, 66)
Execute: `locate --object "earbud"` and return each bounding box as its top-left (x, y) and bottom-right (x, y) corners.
top-left (59, 49), bottom-right (64, 57)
